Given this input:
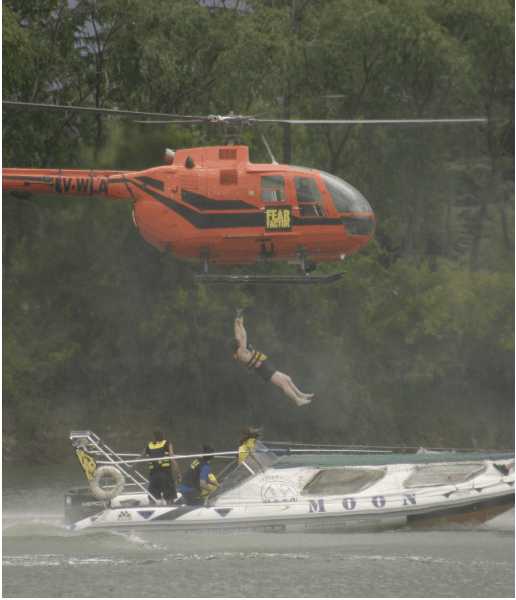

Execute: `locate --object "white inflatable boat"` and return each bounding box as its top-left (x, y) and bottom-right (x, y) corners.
top-left (65, 431), bottom-right (514, 533)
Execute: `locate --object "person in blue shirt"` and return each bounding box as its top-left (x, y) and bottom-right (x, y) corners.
top-left (179, 445), bottom-right (219, 505)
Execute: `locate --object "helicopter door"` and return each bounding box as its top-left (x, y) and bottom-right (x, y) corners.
top-left (294, 176), bottom-right (325, 217)
top-left (261, 175), bottom-right (292, 232)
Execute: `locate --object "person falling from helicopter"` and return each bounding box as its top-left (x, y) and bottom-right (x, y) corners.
top-left (231, 310), bottom-right (314, 407)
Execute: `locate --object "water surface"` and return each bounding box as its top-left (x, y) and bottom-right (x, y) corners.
top-left (3, 465), bottom-right (514, 598)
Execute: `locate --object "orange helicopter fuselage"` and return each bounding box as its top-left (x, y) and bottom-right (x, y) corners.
top-left (2, 145), bottom-right (375, 267)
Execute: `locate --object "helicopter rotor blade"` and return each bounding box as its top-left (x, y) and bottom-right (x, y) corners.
top-left (2, 100), bottom-right (205, 121)
top-left (3, 101), bottom-right (488, 126)
top-left (134, 119), bottom-right (207, 124)
top-left (255, 117), bottom-right (488, 125)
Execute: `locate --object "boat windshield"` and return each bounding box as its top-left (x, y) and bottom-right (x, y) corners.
top-left (206, 442), bottom-right (277, 505)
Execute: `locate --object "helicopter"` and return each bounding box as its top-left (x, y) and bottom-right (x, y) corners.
top-left (2, 101), bottom-right (487, 284)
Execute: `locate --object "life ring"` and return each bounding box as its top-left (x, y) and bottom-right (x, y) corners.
top-left (89, 466), bottom-right (125, 500)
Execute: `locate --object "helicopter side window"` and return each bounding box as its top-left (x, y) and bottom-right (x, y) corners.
top-left (294, 176), bottom-right (324, 217)
top-left (261, 175), bottom-right (285, 202)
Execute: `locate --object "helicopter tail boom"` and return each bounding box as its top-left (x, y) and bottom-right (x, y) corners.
top-left (3, 168), bottom-right (132, 201)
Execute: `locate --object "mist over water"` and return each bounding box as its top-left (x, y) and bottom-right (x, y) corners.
top-left (3, 465), bottom-right (514, 598)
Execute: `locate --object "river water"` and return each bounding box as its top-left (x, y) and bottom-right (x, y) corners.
top-left (3, 466), bottom-right (514, 598)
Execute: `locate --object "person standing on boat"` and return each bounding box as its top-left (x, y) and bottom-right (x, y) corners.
top-left (238, 427), bottom-right (262, 463)
top-left (143, 430), bottom-right (180, 504)
top-left (231, 310), bottom-right (314, 406)
top-left (179, 445), bottom-right (219, 505)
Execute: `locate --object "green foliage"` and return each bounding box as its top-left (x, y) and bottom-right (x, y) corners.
top-left (2, 0), bottom-right (514, 461)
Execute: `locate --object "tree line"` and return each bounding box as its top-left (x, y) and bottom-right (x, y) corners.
top-left (3, 0), bottom-right (514, 462)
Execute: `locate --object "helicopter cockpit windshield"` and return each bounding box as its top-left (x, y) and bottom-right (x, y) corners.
top-left (206, 441), bottom-right (277, 506)
top-left (320, 171), bottom-right (372, 213)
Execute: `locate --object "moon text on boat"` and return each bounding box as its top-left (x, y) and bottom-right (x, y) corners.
top-left (309, 494), bottom-right (419, 513)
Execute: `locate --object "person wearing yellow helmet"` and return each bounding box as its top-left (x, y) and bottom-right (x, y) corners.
top-left (238, 427), bottom-right (262, 463)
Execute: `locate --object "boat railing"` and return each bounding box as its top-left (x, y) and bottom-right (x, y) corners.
top-left (263, 441), bottom-right (514, 454)
top-left (70, 430), bottom-right (153, 499)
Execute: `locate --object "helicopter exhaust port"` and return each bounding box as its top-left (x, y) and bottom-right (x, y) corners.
top-left (163, 148), bottom-right (175, 164)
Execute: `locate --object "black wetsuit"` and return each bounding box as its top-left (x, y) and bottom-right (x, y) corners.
top-left (247, 348), bottom-right (276, 382)
top-left (179, 458), bottom-right (203, 505)
top-left (145, 440), bottom-right (177, 503)
top-left (149, 469), bottom-right (176, 503)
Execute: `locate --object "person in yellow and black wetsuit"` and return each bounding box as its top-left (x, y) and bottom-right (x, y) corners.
top-left (232, 310), bottom-right (314, 407)
top-left (178, 445), bottom-right (219, 505)
top-left (143, 430), bottom-right (181, 504)
top-left (238, 427), bottom-right (261, 463)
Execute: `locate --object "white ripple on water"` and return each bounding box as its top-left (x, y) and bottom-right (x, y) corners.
top-left (167, 551), bottom-right (310, 561)
top-left (3, 555), bottom-right (62, 567)
top-left (3, 517), bottom-right (167, 552)
top-left (3, 554), bottom-right (132, 567)
top-left (338, 553), bottom-right (509, 567)
top-left (3, 550), bottom-right (311, 567)
top-left (107, 528), bottom-right (168, 551)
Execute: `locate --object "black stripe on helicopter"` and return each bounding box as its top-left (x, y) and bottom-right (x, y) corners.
top-left (181, 189), bottom-right (256, 211)
top-left (134, 175), bottom-right (165, 191)
top-left (130, 180), bottom-right (344, 230)
top-left (132, 177), bottom-right (256, 211)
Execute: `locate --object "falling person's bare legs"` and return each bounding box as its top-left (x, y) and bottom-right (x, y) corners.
top-left (271, 371), bottom-right (314, 406)
top-left (286, 377), bottom-right (309, 398)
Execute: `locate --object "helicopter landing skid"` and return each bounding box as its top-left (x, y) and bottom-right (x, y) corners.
top-left (194, 272), bottom-right (345, 285)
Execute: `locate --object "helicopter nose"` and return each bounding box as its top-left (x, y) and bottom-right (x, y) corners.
top-left (320, 171), bottom-right (372, 212)
top-left (319, 171), bottom-right (375, 236)
top-left (340, 214), bottom-right (375, 236)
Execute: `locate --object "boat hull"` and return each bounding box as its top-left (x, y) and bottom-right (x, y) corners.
top-left (407, 493), bottom-right (514, 527)
top-left (67, 489), bottom-right (514, 534)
